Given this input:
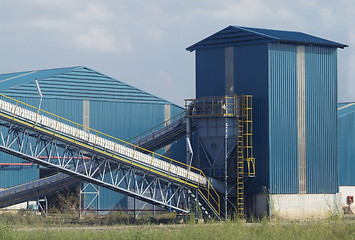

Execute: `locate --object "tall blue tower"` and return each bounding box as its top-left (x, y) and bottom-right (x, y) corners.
top-left (187, 26), bottom-right (347, 218)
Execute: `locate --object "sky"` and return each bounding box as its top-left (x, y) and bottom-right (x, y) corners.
top-left (0, 0), bottom-right (354, 106)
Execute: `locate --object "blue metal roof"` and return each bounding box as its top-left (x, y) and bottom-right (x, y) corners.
top-left (186, 26), bottom-right (347, 51)
top-left (0, 66), bottom-right (175, 105)
top-left (338, 102), bottom-right (355, 117)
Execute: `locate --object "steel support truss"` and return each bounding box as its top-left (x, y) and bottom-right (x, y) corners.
top-left (0, 121), bottom-right (190, 214)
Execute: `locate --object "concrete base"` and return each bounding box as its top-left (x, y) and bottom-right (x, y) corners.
top-left (270, 194), bottom-right (341, 219)
top-left (1, 201), bottom-right (37, 211)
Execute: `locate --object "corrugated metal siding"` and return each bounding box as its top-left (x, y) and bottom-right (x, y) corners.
top-left (338, 109), bottom-right (355, 186)
top-left (305, 46), bottom-right (338, 193)
top-left (90, 101), bottom-right (165, 142)
top-left (92, 102), bottom-right (184, 210)
top-left (268, 43), bottom-right (299, 194)
top-left (0, 67), bottom-right (77, 90)
top-left (0, 159), bottom-right (38, 188)
top-left (233, 43), bottom-right (270, 194)
top-left (338, 103), bottom-right (355, 116)
top-left (0, 67), bottom-right (170, 104)
top-left (196, 48), bottom-right (225, 98)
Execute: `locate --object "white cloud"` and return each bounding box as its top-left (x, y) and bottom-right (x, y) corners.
top-left (74, 2), bottom-right (115, 22)
top-left (74, 25), bottom-right (132, 53)
top-left (157, 70), bottom-right (174, 89)
top-left (196, 0), bottom-right (299, 26)
top-left (0, 0), bottom-right (354, 103)
top-left (26, 18), bottom-right (74, 32)
top-left (25, 0), bottom-right (78, 8)
top-left (318, 7), bottom-right (337, 30)
top-left (145, 28), bottom-right (165, 42)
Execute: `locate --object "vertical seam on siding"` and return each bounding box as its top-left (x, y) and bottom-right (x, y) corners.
top-left (225, 47), bottom-right (234, 96)
top-left (83, 100), bottom-right (90, 132)
top-left (297, 46), bottom-right (306, 194)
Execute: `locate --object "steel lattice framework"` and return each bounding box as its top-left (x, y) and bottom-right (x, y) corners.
top-left (0, 121), bottom-right (190, 213)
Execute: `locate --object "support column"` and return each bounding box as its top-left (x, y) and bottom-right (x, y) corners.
top-left (83, 100), bottom-right (90, 131)
top-left (225, 46), bottom-right (234, 219)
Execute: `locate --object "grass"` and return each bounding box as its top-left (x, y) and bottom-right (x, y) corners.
top-left (1, 212), bottom-right (355, 240)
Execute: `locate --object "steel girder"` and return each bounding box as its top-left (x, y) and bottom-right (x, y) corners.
top-left (0, 121), bottom-right (190, 213)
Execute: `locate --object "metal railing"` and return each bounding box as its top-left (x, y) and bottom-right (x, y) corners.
top-left (184, 94), bottom-right (255, 217)
top-left (127, 111), bottom-right (185, 143)
top-left (185, 95), bottom-right (237, 117)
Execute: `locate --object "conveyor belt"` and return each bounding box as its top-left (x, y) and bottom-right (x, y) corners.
top-left (0, 172), bottom-right (78, 208)
top-left (0, 99), bottom-right (205, 186)
top-left (0, 95), bottom-right (221, 218)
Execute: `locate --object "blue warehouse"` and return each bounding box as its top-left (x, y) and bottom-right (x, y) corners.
top-left (0, 25), bottom-right (351, 220)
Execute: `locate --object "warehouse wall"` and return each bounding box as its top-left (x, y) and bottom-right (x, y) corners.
top-left (234, 43), bottom-right (269, 194)
top-left (305, 46), bottom-right (338, 194)
top-left (268, 43), bottom-right (298, 194)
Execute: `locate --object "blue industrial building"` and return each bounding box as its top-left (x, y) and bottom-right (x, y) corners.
top-left (338, 102), bottom-right (355, 185)
top-left (338, 103), bottom-right (355, 207)
top-left (187, 26), bottom-right (347, 218)
top-left (0, 66), bottom-right (185, 210)
top-left (0, 25), bottom-right (351, 219)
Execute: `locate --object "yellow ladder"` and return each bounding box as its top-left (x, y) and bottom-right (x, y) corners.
top-left (236, 95), bottom-right (255, 217)
top-left (243, 96), bottom-right (255, 177)
top-left (236, 96), bottom-right (244, 217)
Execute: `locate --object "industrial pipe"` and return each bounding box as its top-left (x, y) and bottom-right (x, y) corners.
top-left (0, 162), bottom-right (33, 166)
top-left (186, 103), bottom-right (194, 168)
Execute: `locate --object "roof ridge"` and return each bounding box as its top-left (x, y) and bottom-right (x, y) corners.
top-left (0, 66), bottom-right (81, 77)
top-left (186, 25), bottom-right (347, 51)
top-left (235, 26), bottom-right (279, 40)
top-left (0, 66), bottom-right (182, 107)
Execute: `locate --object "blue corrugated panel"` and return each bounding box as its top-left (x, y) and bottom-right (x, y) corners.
top-left (338, 103), bottom-right (355, 116)
top-left (90, 101), bottom-right (165, 142)
top-left (196, 48), bottom-right (225, 98)
top-left (233, 43), bottom-right (270, 194)
top-left (187, 26), bottom-right (347, 51)
top-left (92, 102), bottom-right (184, 210)
top-left (338, 104), bottom-right (355, 186)
top-left (0, 67), bottom-right (171, 104)
top-left (0, 67), bottom-right (77, 89)
top-left (0, 157), bottom-right (38, 188)
top-left (268, 44), bottom-right (299, 194)
top-left (305, 47), bottom-right (338, 193)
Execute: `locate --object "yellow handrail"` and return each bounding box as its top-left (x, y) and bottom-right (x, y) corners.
top-left (127, 111), bottom-right (185, 143)
top-left (0, 94), bottom-right (220, 216)
top-left (185, 95), bottom-right (237, 117)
